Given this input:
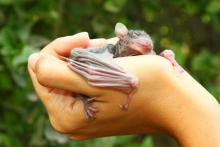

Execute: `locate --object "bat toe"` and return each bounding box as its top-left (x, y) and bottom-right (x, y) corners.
top-left (84, 98), bottom-right (98, 120)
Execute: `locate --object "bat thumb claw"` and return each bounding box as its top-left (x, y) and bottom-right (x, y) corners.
top-left (119, 104), bottom-right (129, 110)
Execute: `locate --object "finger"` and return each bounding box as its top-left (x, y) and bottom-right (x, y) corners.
top-left (28, 64), bottom-right (82, 134)
top-left (41, 32), bottom-right (90, 56)
top-left (28, 53), bottom-right (78, 115)
top-left (88, 37), bottom-right (119, 48)
top-left (28, 54), bottom-right (63, 114)
top-left (35, 53), bottom-right (101, 96)
top-left (107, 37), bottom-right (119, 45)
top-left (28, 53), bottom-right (51, 104)
top-left (88, 38), bottom-right (107, 48)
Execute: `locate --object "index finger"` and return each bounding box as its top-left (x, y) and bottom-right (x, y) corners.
top-left (40, 30), bottom-right (119, 58)
top-left (41, 32), bottom-right (90, 56)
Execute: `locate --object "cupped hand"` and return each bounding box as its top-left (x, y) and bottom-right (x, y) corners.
top-left (28, 32), bottom-right (198, 140)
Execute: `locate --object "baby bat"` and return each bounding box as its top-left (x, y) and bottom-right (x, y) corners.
top-left (59, 23), bottom-right (182, 120)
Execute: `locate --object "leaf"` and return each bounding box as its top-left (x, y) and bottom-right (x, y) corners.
top-left (12, 45), bottom-right (39, 66)
top-left (0, 133), bottom-right (22, 147)
top-left (93, 137), bottom-right (117, 147)
top-left (104, 0), bottom-right (128, 13)
top-left (45, 125), bottom-right (68, 144)
top-left (28, 35), bottom-right (50, 48)
top-left (184, 1), bottom-right (199, 15)
top-left (0, 27), bottom-right (18, 49)
top-left (17, 22), bottom-right (33, 43)
top-left (0, 71), bottom-right (13, 90)
top-left (0, 0), bottom-right (12, 5)
top-left (207, 1), bottom-right (220, 14)
top-left (141, 137), bottom-right (154, 147)
top-left (29, 115), bottom-right (46, 146)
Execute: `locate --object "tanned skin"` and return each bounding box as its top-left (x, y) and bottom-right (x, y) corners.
top-left (59, 23), bottom-right (181, 120)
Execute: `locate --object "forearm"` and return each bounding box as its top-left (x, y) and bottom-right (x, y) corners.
top-left (155, 69), bottom-right (220, 147)
top-left (30, 50), bottom-right (220, 144)
top-left (174, 72), bottom-right (220, 147)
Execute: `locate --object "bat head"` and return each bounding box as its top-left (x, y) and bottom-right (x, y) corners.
top-left (127, 30), bottom-right (154, 55)
top-left (114, 22), bottom-right (154, 56)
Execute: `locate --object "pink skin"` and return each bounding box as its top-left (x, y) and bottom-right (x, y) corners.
top-left (159, 49), bottom-right (184, 73)
top-left (67, 56), bottom-right (139, 118)
top-left (59, 26), bottom-right (183, 120)
top-left (59, 50), bottom-right (183, 120)
top-left (76, 94), bottom-right (99, 120)
top-left (59, 48), bottom-right (183, 120)
top-left (59, 55), bottom-right (139, 120)
top-left (68, 37), bottom-right (152, 119)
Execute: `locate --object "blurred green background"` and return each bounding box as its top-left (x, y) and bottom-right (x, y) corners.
top-left (0, 0), bottom-right (220, 147)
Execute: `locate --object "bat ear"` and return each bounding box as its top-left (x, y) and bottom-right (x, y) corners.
top-left (115, 22), bottom-right (128, 38)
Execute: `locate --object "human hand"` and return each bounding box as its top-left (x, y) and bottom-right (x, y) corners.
top-left (28, 32), bottom-right (220, 147)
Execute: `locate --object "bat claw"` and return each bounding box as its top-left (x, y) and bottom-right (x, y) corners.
top-left (86, 108), bottom-right (96, 120)
top-left (88, 106), bottom-right (98, 112)
top-left (87, 98), bottom-right (96, 103)
top-left (119, 92), bottom-right (134, 110)
top-left (160, 49), bottom-right (184, 74)
top-left (85, 98), bottom-right (98, 120)
top-left (119, 104), bottom-right (128, 110)
top-left (119, 101), bottom-right (129, 110)
top-left (76, 94), bottom-right (99, 120)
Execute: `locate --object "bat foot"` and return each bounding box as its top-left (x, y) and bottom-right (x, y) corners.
top-left (76, 94), bottom-right (98, 120)
top-left (84, 98), bottom-right (98, 120)
top-left (119, 103), bottom-right (129, 110)
top-left (160, 49), bottom-right (184, 74)
top-left (119, 92), bottom-right (134, 110)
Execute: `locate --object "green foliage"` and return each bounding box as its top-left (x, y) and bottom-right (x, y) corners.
top-left (104, 0), bottom-right (128, 13)
top-left (0, 0), bottom-right (219, 147)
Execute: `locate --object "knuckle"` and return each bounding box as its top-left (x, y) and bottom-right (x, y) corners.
top-left (54, 37), bottom-right (63, 43)
top-left (35, 57), bottom-right (51, 86)
top-left (152, 56), bottom-right (173, 72)
top-left (48, 111), bottom-right (87, 135)
top-left (49, 115), bottom-right (71, 134)
top-left (49, 115), bottom-right (92, 141)
top-left (153, 56), bottom-right (175, 80)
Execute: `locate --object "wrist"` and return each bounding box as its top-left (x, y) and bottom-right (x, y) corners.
top-left (176, 110), bottom-right (220, 147)
top-left (145, 68), bottom-right (220, 147)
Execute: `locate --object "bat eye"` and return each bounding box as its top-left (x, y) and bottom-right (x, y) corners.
top-left (126, 48), bottom-right (142, 56)
top-left (130, 53), bottom-right (140, 56)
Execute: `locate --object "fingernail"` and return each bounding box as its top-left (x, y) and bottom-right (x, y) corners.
top-left (71, 32), bottom-right (90, 48)
top-left (107, 37), bottom-right (119, 45)
top-left (89, 38), bottom-right (107, 47)
top-left (76, 32), bottom-right (89, 37)
top-left (28, 53), bottom-right (40, 71)
top-left (73, 32), bottom-right (89, 39)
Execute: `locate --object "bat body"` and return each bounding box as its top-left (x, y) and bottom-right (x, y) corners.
top-left (68, 44), bottom-right (139, 93)
top-left (61, 23), bottom-right (182, 120)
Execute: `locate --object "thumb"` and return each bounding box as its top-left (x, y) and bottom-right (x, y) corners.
top-left (33, 53), bottom-right (102, 97)
top-left (42, 32), bottom-right (90, 56)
